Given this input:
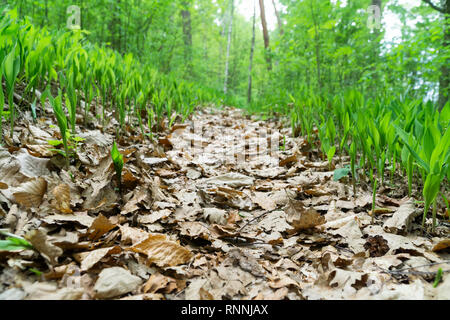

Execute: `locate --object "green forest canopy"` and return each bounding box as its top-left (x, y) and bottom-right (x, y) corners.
top-left (3, 0), bottom-right (449, 112)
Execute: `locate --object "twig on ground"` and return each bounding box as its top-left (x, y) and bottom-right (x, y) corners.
top-left (237, 208), bottom-right (279, 234)
top-left (382, 260), bottom-right (450, 276)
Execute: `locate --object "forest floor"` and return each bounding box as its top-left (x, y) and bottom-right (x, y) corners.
top-left (0, 105), bottom-right (449, 300)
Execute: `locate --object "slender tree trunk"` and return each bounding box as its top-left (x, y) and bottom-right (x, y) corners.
top-left (310, 1), bottom-right (322, 91)
top-left (79, 0), bottom-right (84, 30)
top-left (248, 1), bottom-right (256, 104)
top-left (371, 0), bottom-right (382, 95)
top-left (111, 0), bottom-right (121, 51)
top-left (43, 0), bottom-right (48, 27)
top-left (439, 0), bottom-right (449, 110)
top-left (181, 1), bottom-right (193, 73)
top-left (272, 0), bottom-right (284, 35)
top-left (259, 0), bottom-right (272, 71)
top-left (224, 0), bottom-right (234, 94)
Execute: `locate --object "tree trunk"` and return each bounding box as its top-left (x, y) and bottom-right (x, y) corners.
top-left (248, 0), bottom-right (256, 104)
top-left (259, 0), bottom-right (272, 71)
top-left (371, 0), bottom-right (382, 95)
top-left (310, 1), bottom-right (322, 91)
top-left (44, 0), bottom-right (48, 27)
top-left (272, 0), bottom-right (283, 35)
top-left (224, 0), bottom-right (234, 94)
top-left (181, 1), bottom-right (193, 71)
top-left (439, 0), bottom-right (449, 110)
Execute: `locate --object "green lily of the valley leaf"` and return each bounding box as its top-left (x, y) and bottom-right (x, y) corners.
top-left (334, 167), bottom-right (351, 181)
top-left (0, 235), bottom-right (33, 252)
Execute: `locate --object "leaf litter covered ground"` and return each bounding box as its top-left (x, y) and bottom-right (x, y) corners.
top-left (0, 106), bottom-right (449, 300)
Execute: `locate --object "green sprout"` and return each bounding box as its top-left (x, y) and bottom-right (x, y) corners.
top-left (3, 44), bottom-right (21, 138)
top-left (433, 268), bottom-right (443, 288)
top-left (0, 230), bottom-right (33, 252)
top-left (49, 91), bottom-right (70, 168)
top-left (111, 141), bottom-right (124, 192)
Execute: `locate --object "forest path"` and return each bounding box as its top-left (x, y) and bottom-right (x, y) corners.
top-left (0, 107), bottom-right (448, 300)
top-left (149, 107), bottom-right (449, 300)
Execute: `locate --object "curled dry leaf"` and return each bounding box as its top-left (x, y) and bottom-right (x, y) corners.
top-left (251, 191), bottom-right (277, 211)
top-left (13, 177), bottom-right (47, 208)
top-left (119, 225), bottom-right (149, 245)
top-left (143, 273), bottom-right (183, 294)
top-left (77, 246), bottom-right (122, 271)
top-left (285, 199), bottom-right (325, 232)
top-left (52, 184), bottom-right (72, 214)
top-left (228, 248), bottom-right (266, 278)
top-left (279, 154), bottom-right (298, 167)
top-left (383, 200), bottom-right (420, 234)
top-left (203, 207), bottom-right (228, 225)
top-left (129, 234), bottom-right (193, 267)
top-left (199, 287), bottom-right (214, 300)
top-left (86, 214), bottom-right (117, 241)
top-left (204, 173), bottom-right (254, 188)
top-left (25, 229), bottom-right (63, 265)
top-left (432, 239), bottom-right (450, 252)
top-left (328, 268), bottom-right (368, 290)
top-left (0, 182), bottom-right (8, 189)
top-left (23, 282), bottom-right (84, 300)
top-left (179, 222), bottom-right (212, 240)
top-left (94, 267), bottom-right (142, 299)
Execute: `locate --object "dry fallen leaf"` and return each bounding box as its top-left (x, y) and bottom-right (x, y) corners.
top-left (285, 199), bottom-right (325, 232)
top-left (383, 200), bottom-right (420, 234)
top-left (251, 191), bottom-right (277, 211)
top-left (203, 207), bottom-right (228, 225)
top-left (199, 287), bottom-right (214, 300)
top-left (143, 273), bottom-right (182, 294)
top-left (432, 239), bottom-right (450, 252)
top-left (52, 184), bottom-right (72, 214)
top-left (23, 282), bottom-right (84, 300)
top-left (205, 173), bottom-right (254, 188)
top-left (13, 177), bottom-right (47, 208)
top-left (76, 246), bottom-right (122, 271)
top-left (94, 267), bottom-right (142, 299)
top-left (25, 229), bottom-right (63, 265)
top-left (120, 225), bottom-right (150, 245)
top-left (86, 214), bottom-right (117, 241)
top-left (179, 222), bottom-right (212, 240)
top-left (129, 234), bottom-right (193, 267)
top-left (279, 154), bottom-right (297, 167)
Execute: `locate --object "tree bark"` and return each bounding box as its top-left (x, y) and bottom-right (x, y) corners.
top-left (310, 1), bottom-right (322, 91)
top-left (224, 0), bottom-right (234, 94)
top-left (271, 0), bottom-right (283, 35)
top-left (181, 1), bottom-right (193, 73)
top-left (259, 0), bottom-right (272, 71)
top-left (248, 0), bottom-right (256, 103)
top-left (439, 0), bottom-right (449, 110)
top-left (371, 0), bottom-right (382, 95)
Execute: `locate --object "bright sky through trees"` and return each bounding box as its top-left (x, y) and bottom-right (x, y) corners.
top-left (237, 0), bottom-right (422, 43)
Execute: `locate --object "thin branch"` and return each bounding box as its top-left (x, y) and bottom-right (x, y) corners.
top-left (237, 208), bottom-right (279, 233)
top-left (382, 260), bottom-right (450, 275)
top-left (421, 0), bottom-right (445, 13)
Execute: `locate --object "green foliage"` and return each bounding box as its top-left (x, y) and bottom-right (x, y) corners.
top-left (2, 43), bottom-right (20, 138)
top-left (1, 1), bottom-right (448, 234)
top-left (111, 141), bottom-right (124, 191)
top-left (433, 268), bottom-right (443, 288)
top-left (334, 166), bottom-right (351, 182)
top-left (0, 230), bottom-right (33, 252)
top-left (0, 64), bottom-right (4, 143)
top-left (48, 91), bottom-right (70, 168)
